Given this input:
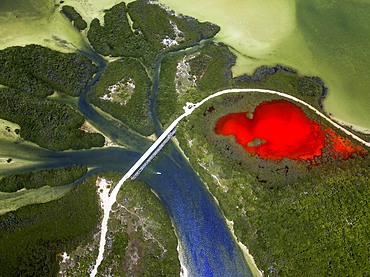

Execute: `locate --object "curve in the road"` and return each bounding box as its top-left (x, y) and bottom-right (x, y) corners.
top-left (91, 88), bottom-right (369, 277)
top-left (193, 88), bottom-right (370, 148)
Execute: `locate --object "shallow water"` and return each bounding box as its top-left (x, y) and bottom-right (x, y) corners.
top-left (159, 0), bottom-right (370, 130)
top-left (62, 0), bottom-right (134, 25)
top-left (0, 0), bottom-right (87, 52)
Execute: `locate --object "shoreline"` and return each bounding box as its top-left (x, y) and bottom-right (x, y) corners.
top-left (226, 219), bottom-right (263, 277)
top-left (177, 240), bottom-right (189, 277)
top-left (172, 135), bottom-right (260, 276)
top-left (80, 120), bottom-right (123, 148)
top-left (329, 116), bottom-right (370, 135)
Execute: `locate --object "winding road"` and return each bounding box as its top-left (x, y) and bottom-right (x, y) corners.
top-left (91, 88), bottom-right (370, 277)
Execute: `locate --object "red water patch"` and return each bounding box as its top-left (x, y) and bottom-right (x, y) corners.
top-left (215, 100), bottom-right (365, 161)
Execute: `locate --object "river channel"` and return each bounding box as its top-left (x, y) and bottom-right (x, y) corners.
top-left (81, 43), bottom-right (253, 275)
top-left (4, 43), bottom-right (252, 275)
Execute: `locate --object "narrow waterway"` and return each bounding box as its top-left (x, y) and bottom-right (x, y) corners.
top-left (2, 39), bottom-right (254, 276)
top-left (77, 41), bottom-right (253, 275)
top-left (78, 48), bottom-right (151, 152)
top-left (140, 143), bottom-right (252, 276)
top-left (141, 43), bottom-right (253, 275)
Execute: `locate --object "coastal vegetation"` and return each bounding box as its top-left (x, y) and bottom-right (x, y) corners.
top-left (0, 175), bottom-right (101, 277)
top-left (0, 88), bottom-right (104, 151)
top-left (0, 44), bottom-right (105, 151)
top-left (59, 174), bottom-right (180, 277)
top-left (88, 58), bottom-right (154, 136)
top-left (61, 5), bottom-right (88, 31)
top-left (176, 91), bottom-right (370, 276)
top-left (87, 1), bottom-right (219, 67)
top-left (156, 41), bottom-right (235, 125)
top-left (0, 165), bottom-right (87, 193)
top-left (0, 44), bottom-right (98, 97)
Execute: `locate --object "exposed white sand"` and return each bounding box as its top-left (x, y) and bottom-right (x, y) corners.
top-left (226, 219), bottom-right (263, 277)
top-left (61, 252), bottom-right (70, 263)
top-left (91, 177), bottom-right (115, 277)
top-left (177, 242), bottom-right (189, 277)
top-left (96, 177), bottom-right (112, 210)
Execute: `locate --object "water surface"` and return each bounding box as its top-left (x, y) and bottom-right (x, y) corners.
top-left (141, 143), bottom-right (252, 277)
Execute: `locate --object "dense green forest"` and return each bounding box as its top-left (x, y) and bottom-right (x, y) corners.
top-left (0, 88), bottom-right (104, 151)
top-left (176, 90), bottom-right (370, 276)
top-left (88, 58), bottom-right (154, 136)
top-left (61, 5), bottom-right (88, 31)
top-left (0, 165), bottom-right (87, 192)
top-left (87, 1), bottom-right (219, 67)
top-left (0, 44), bottom-right (98, 97)
top-left (59, 173), bottom-right (180, 277)
top-left (0, 175), bottom-right (101, 276)
top-left (156, 41), bottom-right (235, 125)
top-left (0, 44), bottom-right (104, 151)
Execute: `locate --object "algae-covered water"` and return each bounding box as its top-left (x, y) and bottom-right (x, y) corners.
top-left (0, 0), bottom-right (86, 52)
top-left (61, 0), bottom-right (132, 25)
top-left (159, 0), bottom-right (370, 131)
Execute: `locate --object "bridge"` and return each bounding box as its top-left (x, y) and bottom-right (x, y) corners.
top-left (91, 88), bottom-right (370, 277)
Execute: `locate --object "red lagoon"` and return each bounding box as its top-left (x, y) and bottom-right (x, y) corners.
top-left (215, 100), bottom-right (365, 161)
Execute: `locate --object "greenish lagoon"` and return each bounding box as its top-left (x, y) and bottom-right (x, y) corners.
top-left (0, 0), bottom-right (86, 52)
top-left (159, 0), bottom-right (370, 131)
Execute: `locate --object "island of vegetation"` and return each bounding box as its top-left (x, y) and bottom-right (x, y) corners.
top-left (0, 44), bottom-right (105, 151)
top-left (61, 5), bottom-right (88, 31)
top-left (87, 58), bottom-right (155, 136)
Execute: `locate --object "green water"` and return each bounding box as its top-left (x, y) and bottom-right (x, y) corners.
top-left (0, 184), bottom-right (75, 215)
top-left (0, 0), bottom-right (54, 17)
top-left (159, 0), bottom-right (370, 131)
top-left (0, 0), bottom-right (86, 52)
top-left (61, 0), bottom-right (134, 24)
top-left (296, 0), bottom-right (370, 130)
